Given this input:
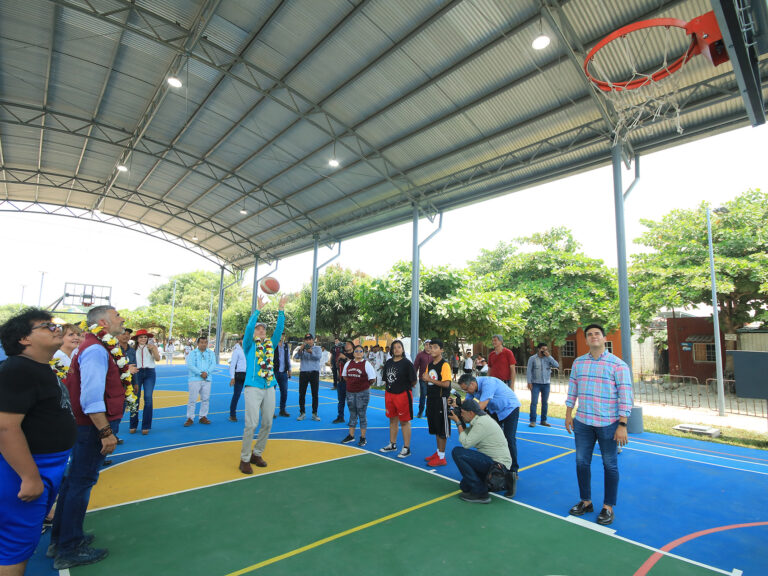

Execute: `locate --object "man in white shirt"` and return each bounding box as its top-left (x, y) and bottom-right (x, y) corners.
top-left (165, 340), bottom-right (175, 365)
top-left (229, 337), bottom-right (246, 422)
top-left (185, 336), bottom-right (216, 426)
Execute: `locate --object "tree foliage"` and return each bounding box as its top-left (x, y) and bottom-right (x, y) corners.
top-left (356, 262), bottom-right (528, 344)
top-left (286, 265), bottom-right (366, 339)
top-left (120, 305), bottom-right (210, 340)
top-left (630, 189), bottom-right (768, 333)
top-left (148, 270), bottom-right (248, 311)
top-left (478, 228), bottom-right (619, 346)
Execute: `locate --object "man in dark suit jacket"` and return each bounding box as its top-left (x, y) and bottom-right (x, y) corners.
top-left (273, 337), bottom-right (291, 417)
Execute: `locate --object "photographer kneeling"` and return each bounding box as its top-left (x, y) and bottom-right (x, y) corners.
top-left (448, 398), bottom-right (513, 504)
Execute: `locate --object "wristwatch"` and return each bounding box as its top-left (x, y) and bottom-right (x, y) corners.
top-left (618, 421), bottom-right (627, 427)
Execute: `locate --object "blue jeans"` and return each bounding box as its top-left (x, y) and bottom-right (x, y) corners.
top-left (51, 419), bottom-right (121, 553)
top-left (452, 446), bottom-right (493, 495)
top-left (499, 407), bottom-right (520, 472)
top-left (573, 418), bottom-right (620, 507)
top-left (230, 372), bottom-right (245, 418)
top-left (336, 377), bottom-right (347, 419)
top-left (129, 367), bottom-right (156, 430)
top-left (275, 371), bottom-right (288, 412)
top-left (530, 383), bottom-right (550, 423)
top-left (418, 379), bottom-right (427, 414)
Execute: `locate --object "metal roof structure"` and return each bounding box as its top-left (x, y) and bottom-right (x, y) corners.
top-left (1, 0), bottom-right (766, 270)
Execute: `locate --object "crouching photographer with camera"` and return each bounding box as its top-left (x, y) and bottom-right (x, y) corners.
top-left (448, 397), bottom-right (514, 504)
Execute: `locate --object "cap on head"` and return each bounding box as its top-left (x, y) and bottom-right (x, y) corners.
top-left (123, 328), bottom-right (133, 334)
top-left (304, 333), bottom-right (314, 340)
top-left (254, 322), bottom-right (267, 331)
top-left (134, 329), bottom-right (153, 338)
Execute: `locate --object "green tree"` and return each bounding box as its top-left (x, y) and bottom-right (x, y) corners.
top-left (286, 266), bottom-right (366, 340)
top-left (356, 262), bottom-right (528, 344)
top-left (148, 271), bottom-right (248, 311)
top-left (481, 228), bottom-right (619, 349)
top-left (630, 189), bottom-right (768, 335)
top-left (121, 305), bottom-right (210, 340)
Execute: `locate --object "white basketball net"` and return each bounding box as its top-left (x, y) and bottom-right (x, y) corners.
top-left (586, 24), bottom-right (695, 145)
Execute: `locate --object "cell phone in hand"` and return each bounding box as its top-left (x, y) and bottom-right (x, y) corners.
top-left (149, 338), bottom-right (156, 346)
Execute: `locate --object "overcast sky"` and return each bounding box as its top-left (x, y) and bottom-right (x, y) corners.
top-left (2, 123), bottom-right (765, 312)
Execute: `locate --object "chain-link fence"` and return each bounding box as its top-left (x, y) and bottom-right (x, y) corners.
top-left (512, 366), bottom-right (766, 418)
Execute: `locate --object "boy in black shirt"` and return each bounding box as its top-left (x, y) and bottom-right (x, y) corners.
top-left (422, 339), bottom-right (454, 466)
top-left (379, 340), bottom-right (417, 458)
top-left (0, 309), bottom-right (76, 573)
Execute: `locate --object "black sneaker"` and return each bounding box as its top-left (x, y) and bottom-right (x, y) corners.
top-left (459, 492), bottom-right (491, 504)
top-left (358, 437), bottom-right (367, 447)
top-left (332, 417), bottom-right (345, 424)
top-left (47, 534), bottom-right (95, 558)
top-left (53, 545), bottom-right (108, 570)
top-left (379, 443), bottom-right (397, 453)
top-left (279, 411), bottom-right (290, 417)
top-left (341, 435), bottom-right (355, 444)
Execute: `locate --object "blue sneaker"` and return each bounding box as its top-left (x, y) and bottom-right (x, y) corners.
top-left (53, 545), bottom-right (108, 570)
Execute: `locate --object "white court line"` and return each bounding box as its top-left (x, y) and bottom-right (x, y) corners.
top-left (565, 514), bottom-right (616, 534)
top-left (370, 451), bottom-right (729, 575)
top-left (88, 440), bottom-right (366, 513)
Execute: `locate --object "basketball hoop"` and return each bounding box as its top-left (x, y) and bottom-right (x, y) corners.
top-left (584, 12), bottom-right (727, 144)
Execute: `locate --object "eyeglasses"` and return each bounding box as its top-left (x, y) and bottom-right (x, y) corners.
top-left (31, 322), bottom-right (62, 333)
top-left (354, 349), bottom-right (364, 354)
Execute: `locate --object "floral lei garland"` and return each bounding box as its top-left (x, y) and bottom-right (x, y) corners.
top-left (78, 321), bottom-right (137, 408)
top-left (49, 357), bottom-right (69, 379)
top-left (254, 339), bottom-right (275, 383)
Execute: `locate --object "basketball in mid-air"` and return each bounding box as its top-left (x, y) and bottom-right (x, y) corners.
top-left (260, 276), bottom-right (280, 295)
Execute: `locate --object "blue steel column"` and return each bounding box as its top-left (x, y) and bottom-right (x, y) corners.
top-left (410, 205), bottom-right (419, 362)
top-left (612, 145), bottom-right (639, 427)
top-left (251, 256), bottom-right (259, 312)
top-left (309, 236), bottom-right (319, 336)
top-left (706, 207), bottom-right (726, 416)
top-left (215, 265), bottom-right (225, 364)
top-left (612, 145), bottom-right (632, 370)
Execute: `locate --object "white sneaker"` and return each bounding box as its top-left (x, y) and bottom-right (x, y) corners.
top-left (379, 443), bottom-right (397, 453)
top-left (311, 413), bottom-right (321, 421)
top-left (297, 413), bottom-right (305, 421)
top-left (397, 447), bottom-right (411, 459)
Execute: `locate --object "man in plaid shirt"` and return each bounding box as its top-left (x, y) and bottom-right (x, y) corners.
top-left (565, 323), bottom-right (633, 526)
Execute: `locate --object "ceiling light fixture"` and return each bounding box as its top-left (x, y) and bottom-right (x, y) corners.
top-left (167, 76), bottom-right (182, 88)
top-left (192, 233), bottom-right (198, 241)
top-left (116, 164), bottom-right (128, 172)
top-left (532, 14), bottom-right (551, 50)
top-left (239, 196), bottom-right (247, 215)
top-left (328, 139), bottom-right (340, 168)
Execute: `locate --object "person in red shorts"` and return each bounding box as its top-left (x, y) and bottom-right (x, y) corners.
top-left (487, 335), bottom-right (516, 386)
top-left (379, 340), bottom-right (416, 458)
top-left (422, 339), bottom-right (454, 466)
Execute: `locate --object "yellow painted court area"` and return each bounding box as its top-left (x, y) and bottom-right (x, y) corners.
top-left (89, 439), bottom-right (361, 510)
top-left (139, 389), bottom-right (187, 409)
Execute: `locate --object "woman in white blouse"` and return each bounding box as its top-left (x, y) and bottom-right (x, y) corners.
top-left (52, 323), bottom-right (82, 368)
top-left (131, 329), bottom-right (161, 435)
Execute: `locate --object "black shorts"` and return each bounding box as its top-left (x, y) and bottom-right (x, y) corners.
top-left (426, 396), bottom-right (450, 439)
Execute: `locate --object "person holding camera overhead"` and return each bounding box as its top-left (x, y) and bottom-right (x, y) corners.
top-left (448, 398), bottom-right (512, 504)
top-left (296, 333), bottom-right (323, 421)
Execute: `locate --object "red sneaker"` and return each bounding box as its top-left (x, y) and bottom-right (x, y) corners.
top-left (427, 455), bottom-right (447, 467)
top-left (424, 451), bottom-right (438, 462)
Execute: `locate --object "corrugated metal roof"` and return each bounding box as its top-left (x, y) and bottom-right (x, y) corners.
top-left (0, 0), bottom-right (765, 267)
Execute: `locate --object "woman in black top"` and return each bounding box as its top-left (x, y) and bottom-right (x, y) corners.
top-left (379, 340), bottom-right (417, 458)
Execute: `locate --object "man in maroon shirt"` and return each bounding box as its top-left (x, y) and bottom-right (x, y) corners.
top-left (413, 340), bottom-right (431, 418)
top-left (487, 335), bottom-right (516, 386)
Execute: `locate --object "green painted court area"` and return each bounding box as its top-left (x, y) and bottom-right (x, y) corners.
top-left (73, 454), bottom-right (718, 576)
